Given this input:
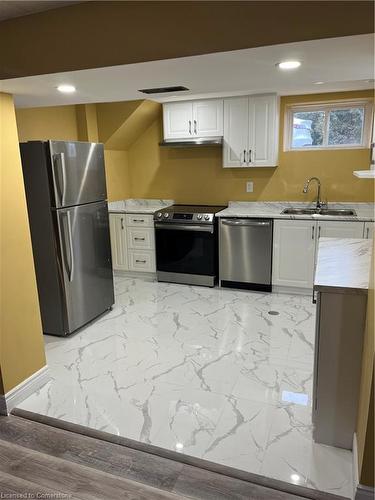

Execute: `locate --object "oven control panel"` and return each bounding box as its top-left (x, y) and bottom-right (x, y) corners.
top-left (155, 212), bottom-right (214, 224)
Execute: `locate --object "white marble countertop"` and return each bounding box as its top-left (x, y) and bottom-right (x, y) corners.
top-left (216, 201), bottom-right (375, 222)
top-left (108, 199), bottom-right (174, 214)
top-left (314, 237), bottom-right (373, 294)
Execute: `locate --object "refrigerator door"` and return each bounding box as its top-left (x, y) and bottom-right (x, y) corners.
top-left (56, 200), bottom-right (114, 335)
top-left (49, 141), bottom-right (107, 208)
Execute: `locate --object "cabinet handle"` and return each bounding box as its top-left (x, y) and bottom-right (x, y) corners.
top-left (248, 149), bottom-right (252, 163)
top-left (121, 218), bottom-right (124, 230)
top-left (133, 219), bottom-right (145, 223)
top-left (136, 259), bottom-right (147, 263)
top-left (318, 226), bottom-right (321, 238)
top-left (312, 226), bottom-right (315, 240)
top-left (134, 237), bottom-right (145, 241)
top-left (189, 120), bottom-right (192, 135)
top-left (194, 120), bottom-right (197, 135)
top-left (366, 227), bottom-right (370, 238)
top-left (243, 149), bottom-right (247, 164)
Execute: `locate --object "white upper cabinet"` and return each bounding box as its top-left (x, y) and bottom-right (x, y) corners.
top-left (223, 97), bottom-right (249, 167)
top-left (223, 94), bottom-right (279, 168)
top-left (192, 100), bottom-right (223, 137)
top-left (250, 95), bottom-right (278, 167)
top-left (163, 99), bottom-right (223, 140)
top-left (163, 102), bottom-right (193, 139)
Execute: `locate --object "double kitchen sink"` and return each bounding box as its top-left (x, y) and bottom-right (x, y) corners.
top-left (282, 207), bottom-right (357, 216)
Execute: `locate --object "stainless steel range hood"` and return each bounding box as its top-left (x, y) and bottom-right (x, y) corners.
top-left (159, 137), bottom-right (223, 148)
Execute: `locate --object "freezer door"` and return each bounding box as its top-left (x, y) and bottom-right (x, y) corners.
top-left (49, 141), bottom-right (107, 208)
top-left (56, 201), bottom-right (114, 335)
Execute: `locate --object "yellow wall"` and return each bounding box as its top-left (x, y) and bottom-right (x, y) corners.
top-left (0, 93), bottom-right (46, 393)
top-left (15, 105), bottom-right (129, 202)
top-left (104, 149), bottom-right (131, 201)
top-left (128, 90), bottom-right (374, 204)
top-left (15, 90), bottom-right (374, 204)
top-left (16, 105), bottom-right (79, 142)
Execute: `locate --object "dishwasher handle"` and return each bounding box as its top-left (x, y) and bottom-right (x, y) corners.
top-left (222, 219), bottom-right (271, 227)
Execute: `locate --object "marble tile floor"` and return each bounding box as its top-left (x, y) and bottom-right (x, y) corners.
top-left (18, 277), bottom-right (353, 498)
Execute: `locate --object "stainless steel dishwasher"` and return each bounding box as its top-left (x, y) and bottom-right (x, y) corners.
top-left (219, 218), bottom-right (273, 291)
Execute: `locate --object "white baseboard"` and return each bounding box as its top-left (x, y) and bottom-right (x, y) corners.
top-left (355, 484), bottom-right (375, 500)
top-left (114, 270), bottom-right (157, 281)
top-left (0, 365), bottom-right (50, 416)
top-left (272, 285), bottom-right (312, 296)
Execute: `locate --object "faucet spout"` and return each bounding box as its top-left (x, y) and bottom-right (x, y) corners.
top-left (303, 177), bottom-right (324, 209)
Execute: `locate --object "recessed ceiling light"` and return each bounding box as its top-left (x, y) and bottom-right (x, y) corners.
top-left (291, 474), bottom-right (300, 483)
top-left (277, 61), bottom-right (301, 70)
top-left (57, 84), bottom-right (76, 93)
top-left (314, 81), bottom-right (325, 85)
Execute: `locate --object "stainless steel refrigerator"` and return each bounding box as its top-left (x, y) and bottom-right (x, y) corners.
top-left (21, 140), bottom-right (115, 336)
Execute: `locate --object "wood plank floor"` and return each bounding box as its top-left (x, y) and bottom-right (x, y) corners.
top-left (0, 415), bottom-right (345, 499)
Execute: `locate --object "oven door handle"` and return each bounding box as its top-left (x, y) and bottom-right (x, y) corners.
top-left (155, 223), bottom-right (214, 233)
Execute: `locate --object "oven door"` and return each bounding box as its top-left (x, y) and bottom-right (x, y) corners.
top-left (155, 223), bottom-right (215, 279)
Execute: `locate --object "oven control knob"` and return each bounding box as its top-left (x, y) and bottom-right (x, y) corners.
top-left (204, 215), bottom-right (210, 220)
top-left (157, 212), bottom-right (162, 218)
top-left (197, 214), bottom-right (202, 220)
top-left (163, 213), bottom-right (169, 218)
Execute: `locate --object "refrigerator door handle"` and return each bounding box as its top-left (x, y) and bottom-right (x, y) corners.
top-left (66, 211), bottom-right (75, 282)
top-left (52, 152), bottom-right (67, 206)
top-left (60, 211), bottom-right (74, 282)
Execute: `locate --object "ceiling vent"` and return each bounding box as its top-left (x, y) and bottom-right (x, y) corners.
top-left (138, 86), bottom-right (189, 95)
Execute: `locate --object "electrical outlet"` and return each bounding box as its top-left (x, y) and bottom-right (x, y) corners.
top-left (246, 181), bottom-right (254, 193)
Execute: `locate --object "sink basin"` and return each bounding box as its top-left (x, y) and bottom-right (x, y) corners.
top-left (282, 208), bottom-right (320, 215)
top-left (282, 208), bottom-right (357, 216)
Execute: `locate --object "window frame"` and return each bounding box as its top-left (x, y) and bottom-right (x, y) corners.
top-left (284, 99), bottom-right (373, 152)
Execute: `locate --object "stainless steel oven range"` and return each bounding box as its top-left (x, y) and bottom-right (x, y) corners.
top-left (154, 205), bottom-right (226, 287)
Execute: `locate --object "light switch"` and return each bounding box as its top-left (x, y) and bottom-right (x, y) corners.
top-left (246, 181), bottom-right (254, 193)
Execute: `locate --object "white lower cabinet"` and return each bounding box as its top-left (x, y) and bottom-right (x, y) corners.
top-left (128, 250), bottom-right (155, 272)
top-left (127, 227), bottom-right (155, 250)
top-left (364, 222), bottom-right (374, 239)
top-left (316, 220), bottom-right (364, 239)
top-left (109, 213), bottom-right (156, 274)
top-left (272, 219), bottom-right (366, 291)
top-left (272, 220), bottom-right (316, 289)
top-left (109, 214), bottom-right (128, 271)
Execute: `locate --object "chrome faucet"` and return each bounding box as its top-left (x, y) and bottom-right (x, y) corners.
top-left (303, 177), bottom-right (326, 209)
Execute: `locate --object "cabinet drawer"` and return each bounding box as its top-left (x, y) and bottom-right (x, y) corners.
top-left (127, 228), bottom-right (154, 250)
top-left (128, 250), bottom-right (156, 272)
top-left (126, 214), bottom-right (154, 227)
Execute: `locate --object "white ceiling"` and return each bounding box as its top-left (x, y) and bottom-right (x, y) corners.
top-left (1, 34), bottom-right (373, 108)
top-left (0, 1), bottom-right (80, 21)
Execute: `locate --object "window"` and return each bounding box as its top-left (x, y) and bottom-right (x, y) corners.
top-left (285, 100), bottom-right (373, 151)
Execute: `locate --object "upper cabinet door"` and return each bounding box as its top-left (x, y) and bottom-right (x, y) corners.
top-left (163, 102), bottom-right (193, 139)
top-left (223, 97), bottom-right (249, 168)
top-left (192, 100), bottom-right (223, 137)
top-left (248, 95), bottom-right (279, 167)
